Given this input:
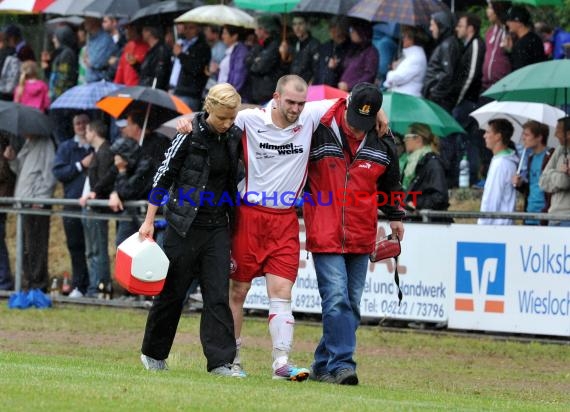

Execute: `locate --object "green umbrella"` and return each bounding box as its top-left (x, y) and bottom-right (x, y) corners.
top-left (511, 0), bottom-right (564, 6)
top-left (482, 60), bottom-right (570, 109)
top-left (234, 0), bottom-right (301, 13)
top-left (381, 92), bottom-right (465, 137)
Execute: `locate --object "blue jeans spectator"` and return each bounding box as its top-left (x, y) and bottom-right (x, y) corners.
top-left (0, 213), bottom-right (13, 290)
top-left (311, 253), bottom-right (369, 375)
top-left (83, 213), bottom-right (110, 297)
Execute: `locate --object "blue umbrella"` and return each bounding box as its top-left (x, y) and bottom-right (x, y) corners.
top-left (50, 80), bottom-right (121, 110)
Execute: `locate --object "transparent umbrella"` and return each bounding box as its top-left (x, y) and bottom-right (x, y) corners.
top-left (470, 100), bottom-right (564, 148)
top-left (175, 5), bottom-right (255, 28)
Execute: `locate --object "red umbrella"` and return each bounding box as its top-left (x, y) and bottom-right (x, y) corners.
top-left (306, 85), bottom-right (348, 101)
top-left (0, 0), bottom-right (55, 13)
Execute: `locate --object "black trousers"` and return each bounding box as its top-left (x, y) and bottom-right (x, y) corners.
top-left (63, 213), bottom-right (89, 293)
top-left (23, 213), bottom-right (50, 291)
top-left (141, 225), bottom-right (236, 371)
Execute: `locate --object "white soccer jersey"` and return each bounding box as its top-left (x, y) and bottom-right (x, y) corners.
top-left (235, 100), bottom-right (334, 208)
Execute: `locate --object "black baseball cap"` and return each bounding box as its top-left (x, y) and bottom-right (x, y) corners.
top-left (506, 6), bottom-right (530, 26)
top-left (346, 83), bottom-right (383, 132)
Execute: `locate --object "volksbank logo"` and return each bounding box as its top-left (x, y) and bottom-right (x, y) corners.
top-left (455, 242), bottom-right (506, 313)
top-left (259, 142), bottom-right (304, 155)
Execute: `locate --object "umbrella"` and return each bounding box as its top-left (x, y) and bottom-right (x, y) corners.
top-left (156, 113), bottom-right (195, 139)
top-left (512, 0), bottom-right (564, 5)
top-left (43, 0), bottom-right (93, 16)
top-left (381, 91), bottom-right (464, 137)
top-left (81, 0), bottom-right (156, 19)
top-left (0, 0), bottom-right (54, 13)
top-left (234, 0), bottom-right (301, 40)
top-left (129, 0), bottom-right (194, 26)
top-left (96, 85), bottom-right (191, 132)
top-left (234, 0), bottom-right (301, 13)
top-left (306, 84), bottom-right (348, 101)
top-left (175, 5), bottom-right (255, 28)
top-left (0, 101), bottom-right (54, 137)
top-left (348, 0), bottom-right (449, 27)
top-left (46, 16), bottom-right (85, 27)
top-left (469, 101), bottom-right (564, 148)
top-left (292, 0), bottom-right (359, 15)
top-left (482, 60), bottom-right (570, 109)
top-left (50, 80), bottom-right (121, 110)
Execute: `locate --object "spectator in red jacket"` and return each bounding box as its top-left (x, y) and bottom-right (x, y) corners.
top-left (114, 23), bottom-right (149, 86)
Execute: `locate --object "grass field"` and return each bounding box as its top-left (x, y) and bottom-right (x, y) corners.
top-left (1, 304), bottom-right (569, 411)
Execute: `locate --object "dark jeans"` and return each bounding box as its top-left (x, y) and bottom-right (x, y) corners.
top-left (115, 211), bottom-right (140, 248)
top-left (141, 225), bottom-right (236, 371)
top-left (311, 253), bottom-right (369, 375)
top-left (23, 212), bottom-right (50, 291)
top-left (0, 213), bottom-right (13, 290)
top-left (83, 214), bottom-right (110, 296)
top-left (446, 99), bottom-right (492, 187)
top-left (63, 212), bottom-right (89, 293)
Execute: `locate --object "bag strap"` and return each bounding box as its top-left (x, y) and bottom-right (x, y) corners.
top-left (386, 234), bottom-right (403, 305)
top-left (394, 256), bottom-right (403, 305)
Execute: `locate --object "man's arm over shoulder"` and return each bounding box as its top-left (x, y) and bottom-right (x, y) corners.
top-left (303, 100), bottom-right (336, 131)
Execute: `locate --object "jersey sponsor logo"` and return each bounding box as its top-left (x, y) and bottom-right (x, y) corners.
top-left (455, 242), bottom-right (506, 313)
top-left (358, 162), bottom-right (372, 169)
top-left (259, 142), bottom-right (304, 155)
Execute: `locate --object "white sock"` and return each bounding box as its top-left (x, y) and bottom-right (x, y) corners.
top-left (268, 298), bottom-right (294, 369)
top-left (234, 337), bottom-right (242, 365)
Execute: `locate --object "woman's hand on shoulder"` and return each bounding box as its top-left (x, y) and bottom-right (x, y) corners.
top-left (176, 118), bottom-right (193, 134)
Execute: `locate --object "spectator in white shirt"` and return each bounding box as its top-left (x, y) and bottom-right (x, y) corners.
top-left (383, 26), bottom-right (427, 97)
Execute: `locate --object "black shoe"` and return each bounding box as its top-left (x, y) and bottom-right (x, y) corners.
top-left (334, 368), bottom-right (359, 385)
top-left (309, 368), bottom-right (335, 383)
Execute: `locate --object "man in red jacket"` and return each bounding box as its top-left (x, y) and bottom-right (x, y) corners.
top-left (304, 83), bottom-right (405, 385)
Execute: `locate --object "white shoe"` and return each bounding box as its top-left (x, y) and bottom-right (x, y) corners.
top-left (68, 288), bottom-right (84, 298)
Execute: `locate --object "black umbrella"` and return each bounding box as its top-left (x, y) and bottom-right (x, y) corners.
top-left (0, 101), bottom-right (54, 137)
top-left (129, 0), bottom-right (198, 26)
top-left (292, 0), bottom-right (359, 15)
top-left (81, 0), bottom-right (156, 19)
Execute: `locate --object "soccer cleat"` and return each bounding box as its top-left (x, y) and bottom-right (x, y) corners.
top-left (210, 364), bottom-right (246, 378)
top-left (231, 363), bottom-right (247, 378)
top-left (140, 354), bottom-right (168, 371)
top-left (272, 363), bottom-right (310, 381)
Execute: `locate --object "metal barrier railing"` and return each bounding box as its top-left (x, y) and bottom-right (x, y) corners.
top-left (0, 197), bottom-right (148, 292)
top-left (0, 196), bottom-right (568, 293)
